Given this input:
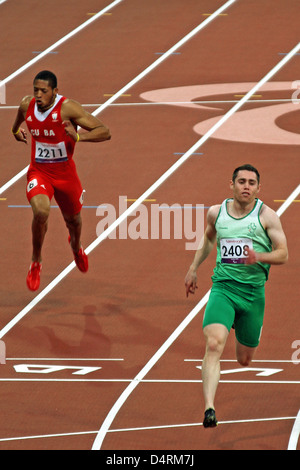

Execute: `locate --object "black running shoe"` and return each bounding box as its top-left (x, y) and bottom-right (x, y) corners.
top-left (203, 408), bottom-right (218, 428)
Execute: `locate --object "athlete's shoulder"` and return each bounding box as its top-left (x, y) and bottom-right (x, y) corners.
top-left (259, 202), bottom-right (276, 217)
top-left (61, 98), bottom-right (84, 116)
top-left (20, 95), bottom-right (33, 112)
top-left (62, 97), bottom-right (82, 112)
top-left (259, 203), bottom-right (281, 228)
top-left (207, 204), bottom-right (222, 224)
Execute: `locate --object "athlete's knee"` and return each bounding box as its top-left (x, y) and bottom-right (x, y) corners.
top-left (30, 195), bottom-right (50, 222)
top-left (206, 336), bottom-right (225, 355)
top-left (204, 326), bottom-right (228, 356)
top-left (35, 207), bottom-right (50, 222)
top-left (63, 213), bottom-right (82, 230)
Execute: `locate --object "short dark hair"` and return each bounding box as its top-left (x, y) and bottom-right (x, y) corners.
top-left (33, 70), bottom-right (57, 89)
top-left (232, 164), bottom-right (260, 184)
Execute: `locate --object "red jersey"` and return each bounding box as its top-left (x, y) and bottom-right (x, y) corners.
top-left (25, 95), bottom-right (76, 166)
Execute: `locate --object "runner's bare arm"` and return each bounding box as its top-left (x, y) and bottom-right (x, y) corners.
top-left (185, 205), bottom-right (219, 297)
top-left (246, 206), bottom-right (288, 265)
top-left (11, 95), bottom-right (32, 144)
top-left (62, 99), bottom-right (111, 142)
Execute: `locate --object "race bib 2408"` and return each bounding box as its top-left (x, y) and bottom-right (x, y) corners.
top-left (220, 238), bottom-right (253, 264)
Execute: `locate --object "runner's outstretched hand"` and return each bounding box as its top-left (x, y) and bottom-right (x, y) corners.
top-left (185, 268), bottom-right (198, 297)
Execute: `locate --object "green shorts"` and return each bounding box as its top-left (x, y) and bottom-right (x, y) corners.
top-left (203, 280), bottom-right (265, 348)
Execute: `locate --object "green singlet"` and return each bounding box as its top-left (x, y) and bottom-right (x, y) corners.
top-left (203, 198), bottom-right (272, 348)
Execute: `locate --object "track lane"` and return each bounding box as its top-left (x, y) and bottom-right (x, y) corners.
top-left (0, 0), bottom-right (299, 450)
top-left (0, 0), bottom-right (238, 327)
top-left (0, 0), bottom-right (123, 79)
top-left (2, 42), bottom-right (299, 339)
top-left (0, 0), bottom-right (234, 187)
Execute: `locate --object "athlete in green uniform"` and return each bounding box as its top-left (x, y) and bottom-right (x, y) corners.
top-left (185, 164), bottom-right (288, 428)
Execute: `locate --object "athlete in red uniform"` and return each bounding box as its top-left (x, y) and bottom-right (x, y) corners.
top-left (12, 71), bottom-right (111, 291)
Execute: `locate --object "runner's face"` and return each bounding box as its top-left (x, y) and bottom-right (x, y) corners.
top-left (231, 170), bottom-right (260, 203)
top-left (33, 80), bottom-right (57, 112)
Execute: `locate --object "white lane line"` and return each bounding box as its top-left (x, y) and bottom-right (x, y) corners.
top-left (0, 1), bottom-right (239, 335)
top-left (0, 39), bottom-right (299, 339)
top-left (0, 99), bottom-right (295, 110)
top-left (88, 0), bottom-right (237, 117)
top-left (0, 0), bottom-right (123, 195)
top-left (92, 177), bottom-right (300, 449)
top-left (0, 378), bottom-right (299, 384)
top-left (108, 416), bottom-right (297, 434)
top-left (0, 416), bottom-right (295, 444)
top-left (288, 409), bottom-right (300, 450)
top-left (277, 184), bottom-right (300, 217)
top-left (0, 0), bottom-right (123, 88)
top-left (91, 45), bottom-right (300, 449)
top-left (89, 293), bottom-right (195, 448)
top-left (0, 0), bottom-right (237, 195)
top-left (1, 17), bottom-right (299, 450)
top-left (0, 430), bottom-right (98, 443)
top-left (0, 261), bottom-right (76, 339)
top-left (0, 166), bottom-right (29, 196)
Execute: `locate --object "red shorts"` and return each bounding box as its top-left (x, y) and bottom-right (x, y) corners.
top-left (26, 160), bottom-right (83, 216)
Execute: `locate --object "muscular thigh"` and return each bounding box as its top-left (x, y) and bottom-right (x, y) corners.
top-left (203, 281), bottom-right (266, 349)
top-left (53, 170), bottom-right (83, 216)
top-left (203, 283), bottom-right (235, 332)
top-left (234, 288), bottom-right (265, 348)
top-left (27, 168), bottom-right (54, 204)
